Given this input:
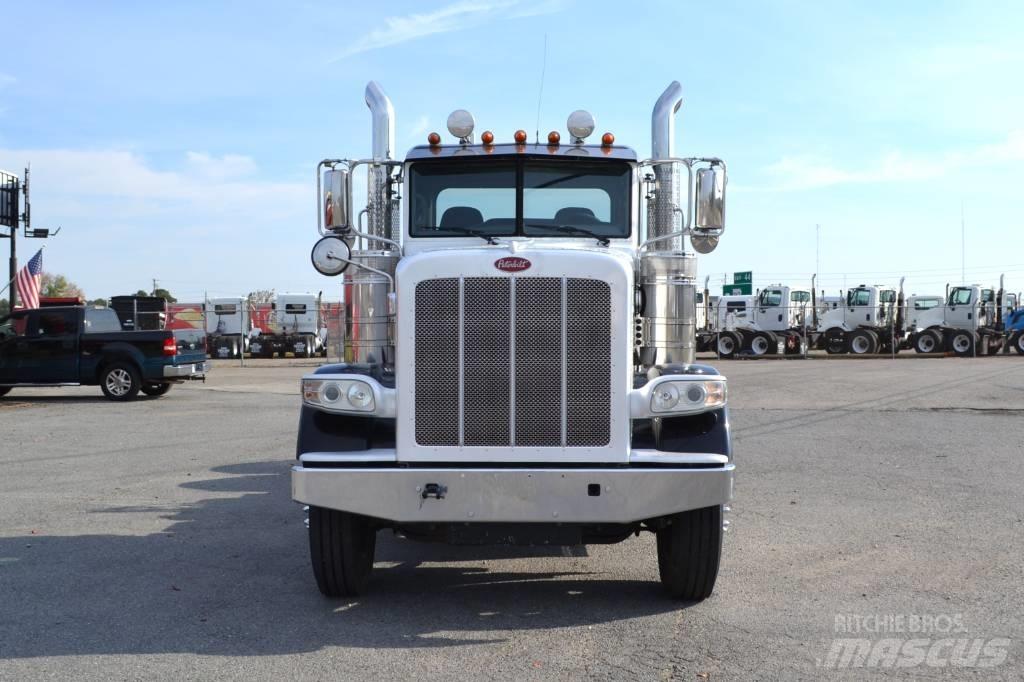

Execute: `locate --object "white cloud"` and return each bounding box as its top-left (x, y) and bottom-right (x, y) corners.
top-left (185, 151), bottom-right (258, 181)
top-left (758, 131), bottom-right (1024, 192)
top-left (328, 0), bottom-right (560, 61)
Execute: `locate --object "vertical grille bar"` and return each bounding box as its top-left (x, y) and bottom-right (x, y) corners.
top-left (462, 278), bottom-right (511, 446)
top-left (415, 279), bottom-right (460, 445)
top-left (514, 278), bottom-right (563, 446)
top-left (566, 279), bottom-right (611, 446)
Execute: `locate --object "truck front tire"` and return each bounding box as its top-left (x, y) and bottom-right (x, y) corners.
top-left (716, 332), bottom-right (740, 359)
top-left (656, 505), bottom-right (723, 601)
top-left (308, 506), bottom-right (377, 597)
top-left (100, 362), bottom-right (142, 401)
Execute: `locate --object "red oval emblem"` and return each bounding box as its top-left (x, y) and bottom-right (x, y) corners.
top-left (494, 257), bottom-right (531, 273)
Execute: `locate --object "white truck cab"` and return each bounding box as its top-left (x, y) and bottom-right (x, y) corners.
top-left (910, 282), bottom-right (1010, 356)
top-left (815, 284), bottom-right (903, 355)
top-left (293, 81), bottom-right (732, 600)
top-left (204, 297), bottom-right (250, 359)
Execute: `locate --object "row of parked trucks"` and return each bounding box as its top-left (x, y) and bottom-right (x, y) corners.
top-left (204, 293), bottom-right (328, 359)
top-left (695, 278), bottom-right (1024, 358)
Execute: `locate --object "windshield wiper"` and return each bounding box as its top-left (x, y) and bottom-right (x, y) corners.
top-left (525, 223), bottom-right (610, 246)
top-left (418, 225), bottom-right (499, 245)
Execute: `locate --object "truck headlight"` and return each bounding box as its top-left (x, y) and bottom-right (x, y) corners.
top-left (650, 379), bottom-right (726, 414)
top-left (302, 378), bottom-right (375, 413)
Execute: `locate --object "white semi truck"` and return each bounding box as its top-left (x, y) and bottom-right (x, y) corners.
top-left (292, 81), bottom-right (733, 600)
top-left (814, 283), bottom-right (904, 355)
top-left (249, 293), bottom-right (327, 358)
top-left (205, 297), bottom-right (251, 359)
top-left (908, 279), bottom-right (1011, 356)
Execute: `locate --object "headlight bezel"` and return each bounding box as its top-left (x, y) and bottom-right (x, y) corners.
top-left (302, 377), bottom-right (376, 413)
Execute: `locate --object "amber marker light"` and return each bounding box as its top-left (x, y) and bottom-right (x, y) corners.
top-left (427, 132), bottom-right (441, 146)
top-left (514, 129), bottom-right (528, 144)
top-left (547, 130), bottom-right (561, 145)
top-left (481, 130), bottom-right (494, 145)
top-left (601, 132), bottom-right (615, 146)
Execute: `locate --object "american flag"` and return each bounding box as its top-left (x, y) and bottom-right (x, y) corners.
top-left (16, 249), bottom-right (43, 309)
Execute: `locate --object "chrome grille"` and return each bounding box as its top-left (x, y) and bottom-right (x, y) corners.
top-left (414, 277), bottom-right (612, 448)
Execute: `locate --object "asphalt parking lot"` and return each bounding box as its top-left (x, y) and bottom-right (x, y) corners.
top-left (1, 357), bottom-right (1022, 680)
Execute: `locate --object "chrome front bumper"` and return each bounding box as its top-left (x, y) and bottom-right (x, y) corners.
top-left (163, 361), bottom-right (211, 378)
top-left (292, 459), bottom-right (734, 524)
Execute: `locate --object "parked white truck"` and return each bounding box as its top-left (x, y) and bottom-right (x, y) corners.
top-left (250, 293), bottom-right (327, 358)
top-left (815, 283), bottom-right (904, 355)
top-left (205, 297), bottom-right (250, 359)
top-left (292, 81), bottom-right (733, 600)
top-left (908, 279), bottom-right (1010, 356)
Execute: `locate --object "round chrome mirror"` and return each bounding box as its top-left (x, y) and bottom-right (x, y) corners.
top-left (311, 235), bottom-right (351, 276)
top-left (690, 233), bottom-right (719, 254)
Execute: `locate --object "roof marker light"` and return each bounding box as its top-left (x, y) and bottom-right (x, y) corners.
top-left (514, 129), bottom-right (528, 144)
top-left (427, 132), bottom-right (441, 146)
top-left (481, 130), bottom-right (494, 145)
top-left (547, 130), bottom-right (561, 145)
top-left (446, 109), bottom-right (475, 143)
top-left (567, 110), bottom-right (596, 143)
top-left (601, 132), bottom-right (615, 146)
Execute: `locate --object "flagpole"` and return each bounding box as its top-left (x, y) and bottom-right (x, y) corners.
top-left (0, 243), bottom-right (45, 300)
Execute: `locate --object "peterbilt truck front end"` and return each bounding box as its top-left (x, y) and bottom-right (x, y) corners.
top-left (296, 80), bottom-right (732, 601)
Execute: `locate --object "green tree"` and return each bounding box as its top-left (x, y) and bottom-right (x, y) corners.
top-left (0, 299), bottom-right (9, 317)
top-left (40, 272), bottom-right (85, 299)
top-left (134, 289), bottom-right (149, 297)
top-left (88, 298), bottom-right (108, 307)
top-left (153, 287), bottom-right (177, 303)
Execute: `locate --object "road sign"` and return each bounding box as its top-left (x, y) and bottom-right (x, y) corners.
top-left (723, 284), bottom-right (751, 296)
top-left (734, 271), bottom-right (752, 285)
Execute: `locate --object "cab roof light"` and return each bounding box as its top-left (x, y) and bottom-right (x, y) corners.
top-left (547, 130), bottom-right (561, 145)
top-left (481, 130), bottom-right (494, 145)
top-left (446, 109), bottom-right (475, 143)
top-left (601, 132), bottom-right (615, 146)
top-left (566, 110), bottom-right (596, 144)
top-left (427, 132), bottom-right (441, 146)
top-left (514, 129), bottom-right (528, 144)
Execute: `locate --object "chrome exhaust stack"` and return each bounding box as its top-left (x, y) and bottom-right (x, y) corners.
top-left (342, 81), bottom-right (400, 366)
top-left (639, 82), bottom-right (697, 369)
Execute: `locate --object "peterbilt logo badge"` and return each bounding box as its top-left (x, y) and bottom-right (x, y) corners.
top-left (494, 257), bottom-right (531, 273)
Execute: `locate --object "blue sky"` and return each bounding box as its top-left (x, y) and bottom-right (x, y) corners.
top-left (1, 0), bottom-right (1022, 302)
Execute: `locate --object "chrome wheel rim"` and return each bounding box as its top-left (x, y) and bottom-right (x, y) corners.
top-left (105, 369), bottom-right (132, 396)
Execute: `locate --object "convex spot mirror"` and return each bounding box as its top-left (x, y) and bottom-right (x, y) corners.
top-left (694, 166), bottom-right (726, 231)
top-left (311, 235), bottom-right (352, 276)
top-left (323, 168), bottom-right (350, 231)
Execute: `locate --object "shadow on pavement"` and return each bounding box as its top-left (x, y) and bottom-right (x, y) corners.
top-left (0, 460), bottom-right (684, 658)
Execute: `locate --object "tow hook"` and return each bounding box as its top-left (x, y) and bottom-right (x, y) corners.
top-left (419, 483), bottom-right (447, 500)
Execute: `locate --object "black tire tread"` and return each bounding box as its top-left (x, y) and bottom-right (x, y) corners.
top-left (657, 505), bottom-right (722, 601)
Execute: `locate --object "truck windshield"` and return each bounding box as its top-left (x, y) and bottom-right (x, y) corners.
top-left (847, 289), bottom-right (871, 306)
top-left (759, 290), bottom-right (783, 306)
top-left (949, 288), bottom-right (973, 305)
top-left (409, 158), bottom-right (631, 239)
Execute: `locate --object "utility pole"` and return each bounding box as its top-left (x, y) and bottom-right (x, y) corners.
top-left (1, 170), bottom-right (20, 310)
top-left (815, 223), bottom-right (820, 278)
top-left (960, 201), bottom-right (965, 285)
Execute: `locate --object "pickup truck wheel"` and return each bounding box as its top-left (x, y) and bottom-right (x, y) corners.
top-left (657, 505), bottom-right (723, 601)
top-left (100, 363), bottom-right (142, 401)
top-left (141, 382), bottom-right (172, 397)
top-left (308, 507), bottom-right (376, 597)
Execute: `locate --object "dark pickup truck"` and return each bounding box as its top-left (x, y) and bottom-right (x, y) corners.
top-left (0, 306), bottom-right (209, 401)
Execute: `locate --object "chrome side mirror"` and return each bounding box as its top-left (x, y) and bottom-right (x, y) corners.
top-left (694, 166), bottom-right (726, 231)
top-left (323, 168), bottom-right (350, 231)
